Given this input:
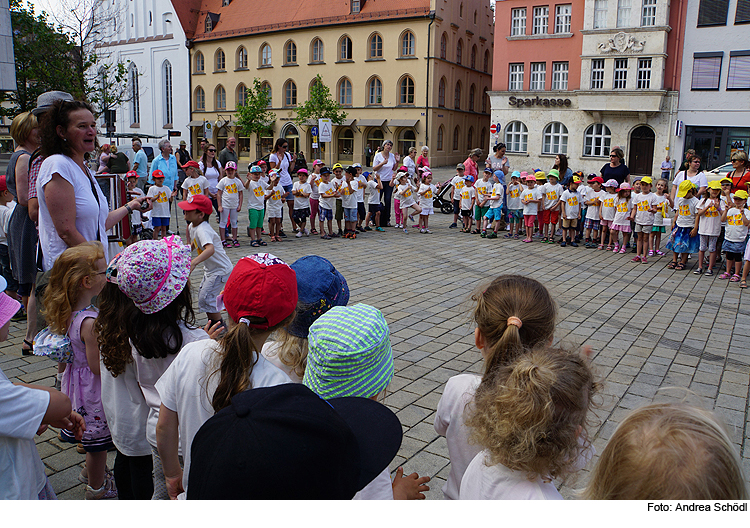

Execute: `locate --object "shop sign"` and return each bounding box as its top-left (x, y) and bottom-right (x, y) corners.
top-left (509, 96), bottom-right (572, 108)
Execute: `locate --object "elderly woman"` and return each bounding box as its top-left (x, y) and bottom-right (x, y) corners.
top-left (372, 139), bottom-right (398, 227)
top-left (463, 148), bottom-right (482, 182)
top-left (600, 147), bottom-right (630, 185)
top-left (486, 143), bottom-right (510, 184)
top-left (36, 100), bottom-right (148, 272)
top-left (96, 143), bottom-right (111, 174)
top-left (416, 146), bottom-right (430, 171)
top-left (727, 151), bottom-right (750, 194)
top-left (404, 147), bottom-right (418, 183)
top-left (150, 139), bottom-right (178, 193)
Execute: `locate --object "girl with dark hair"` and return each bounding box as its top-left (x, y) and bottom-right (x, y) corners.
top-left (553, 154), bottom-right (573, 185)
top-left (199, 143), bottom-right (222, 217)
top-left (269, 137), bottom-right (297, 234)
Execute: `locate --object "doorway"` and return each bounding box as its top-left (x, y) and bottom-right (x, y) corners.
top-left (628, 126), bottom-right (655, 176)
top-left (282, 124), bottom-right (300, 157)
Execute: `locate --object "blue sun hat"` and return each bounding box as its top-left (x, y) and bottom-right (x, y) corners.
top-left (286, 256), bottom-right (349, 338)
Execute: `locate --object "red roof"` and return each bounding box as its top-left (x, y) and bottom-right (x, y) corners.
top-left (177, 0), bottom-right (432, 42)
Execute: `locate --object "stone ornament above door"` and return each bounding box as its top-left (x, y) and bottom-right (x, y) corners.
top-left (598, 32), bottom-right (645, 54)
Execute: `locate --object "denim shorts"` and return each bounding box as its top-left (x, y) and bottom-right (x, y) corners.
top-left (343, 207), bottom-right (357, 222)
top-left (319, 207), bottom-right (333, 221)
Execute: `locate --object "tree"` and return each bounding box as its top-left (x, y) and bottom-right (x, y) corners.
top-left (234, 78), bottom-right (276, 160)
top-left (293, 74), bottom-right (347, 160)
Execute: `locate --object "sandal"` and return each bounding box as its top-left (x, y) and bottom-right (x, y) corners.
top-left (258, 239), bottom-right (268, 246)
top-left (606, 245), bottom-right (612, 251)
top-left (541, 237), bottom-right (548, 243)
top-left (719, 272), bottom-right (731, 279)
top-left (250, 240), bottom-right (260, 248)
top-left (597, 244), bottom-right (604, 250)
top-left (471, 229), bottom-right (481, 234)
top-left (22, 338), bottom-right (33, 356)
top-left (222, 240), bottom-right (230, 247)
top-left (740, 280), bottom-right (748, 289)
top-left (233, 240), bottom-right (240, 247)
top-left (730, 274), bottom-right (741, 282)
top-left (504, 234), bottom-right (512, 238)
top-left (667, 262), bottom-right (677, 269)
top-left (675, 263), bottom-right (686, 270)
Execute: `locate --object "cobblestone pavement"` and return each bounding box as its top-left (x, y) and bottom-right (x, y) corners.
top-left (3, 165), bottom-right (749, 499)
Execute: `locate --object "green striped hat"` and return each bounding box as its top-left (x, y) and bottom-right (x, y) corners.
top-left (303, 304), bottom-right (393, 399)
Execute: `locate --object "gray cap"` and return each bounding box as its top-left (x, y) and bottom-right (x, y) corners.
top-left (32, 91), bottom-right (74, 116)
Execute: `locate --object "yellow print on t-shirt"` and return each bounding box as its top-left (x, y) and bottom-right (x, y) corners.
top-left (603, 197), bottom-right (615, 208)
top-left (402, 188), bottom-right (412, 198)
top-left (253, 186), bottom-right (264, 197)
top-left (728, 213), bottom-right (744, 226)
top-left (637, 199), bottom-right (651, 212)
top-left (224, 182), bottom-right (238, 195)
top-left (155, 191), bottom-right (168, 204)
top-left (342, 185), bottom-right (354, 196)
top-left (454, 180), bottom-right (465, 191)
top-left (270, 190), bottom-right (282, 201)
top-left (188, 183), bottom-right (202, 196)
top-left (679, 204), bottom-right (691, 216)
top-left (424, 189), bottom-right (433, 199)
top-left (461, 189), bottom-right (471, 200)
top-left (705, 206), bottom-right (719, 218)
top-left (616, 201), bottom-right (629, 213)
top-left (509, 188), bottom-right (520, 198)
top-left (566, 196), bottom-right (579, 207)
top-left (322, 188), bottom-right (337, 198)
top-left (191, 239), bottom-right (203, 255)
top-left (546, 190), bottom-right (558, 201)
top-left (522, 192), bottom-right (533, 202)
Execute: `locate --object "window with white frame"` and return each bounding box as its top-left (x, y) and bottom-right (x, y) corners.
top-left (284, 80), bottom-right (297, 106)
top-left (552, 62), bottom-right (569, 90)
top-left (613, 58), bottom-right (628, 89)
top-left (216, 49), bottom-right (226, 71)
top-left (195, 52), bottom-right (204, 73)
top-left (215, 85), bottom-right (226, 110)
top-left (594, 0), bottom-right (607, 28)
top-left (339, 37), bottom-right (352, 61)
top-left (509, 63), bottom-right (524, 90)
top-left (238, 47), bottom-right (247, 69)
top-left (584, 123), bottom-right (611, 157)
top-left (543, 122), bottom-right (568, 154)
top-left (163, 60), bottom-right (173, 125)
top-left (691, 54), bottom-right (723, 90)
top-left (530, 62), bottom-right (546, 90)
top-left (261, 44), bottom-right (271, 66)
top-left (555, 5), bottom-right (572, 33)
top-left (369, 34), bottom-right (383, 59)
top-left (637, 58), bottom-right (652, 89)
top-left (368, 77), bottom-right (382, 104)
top-left (312, 39), bottom-right (324, 62)
top-left (286, 41), bottom-right (297, 64)
top-left (511, 8), bottom-right (526, 35)
top-left (400, 76), bottom-right (415, 105)
top-left (727, 52), bottom-right (750, 90)
top-left (505, 121), bottom-right (528, 153)
top-left (195, 86), bottom-right (205, 111)
top-left (641, 0), bottom-right (656, 26)
top-left (590, 59), bottom-right (605, 88)
top-left (401, 31), bottom-right (415, 57)
top-left (338, 78), bottom-right (352, 105)
top-left (617, 0), bottom-right (631, 27)
top-left (533, 6), bottom-right (549, 34)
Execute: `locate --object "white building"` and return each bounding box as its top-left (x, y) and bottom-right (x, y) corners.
top-left (674, 0), bottom-right (750, 171)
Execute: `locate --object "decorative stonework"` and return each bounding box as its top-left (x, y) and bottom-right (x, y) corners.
top-left (598, 32), bottom-right (645, 54)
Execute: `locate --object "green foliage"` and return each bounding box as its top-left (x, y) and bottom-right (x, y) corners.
top-left (234, 78), bottom-right (277, 157)
top-left (293, 74), bottom-right (347, 126)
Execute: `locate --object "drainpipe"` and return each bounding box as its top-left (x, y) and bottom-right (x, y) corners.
top-left (425, 11), bottom-right (435, 145)
top-left (186, 38), bottom-right (194, 154)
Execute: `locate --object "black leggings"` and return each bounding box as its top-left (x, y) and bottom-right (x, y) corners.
top-left (114, 451), bottom-right (154, 500)
top-left (725, 251), bottom-right (743, 262)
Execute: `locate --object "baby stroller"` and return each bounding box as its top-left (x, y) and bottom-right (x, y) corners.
top-left (434, 181), bottom-right (454, 214)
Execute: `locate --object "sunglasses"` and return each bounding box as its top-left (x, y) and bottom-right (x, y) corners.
top-left (282, 145), bottom-right (289, 149)
top-left (208, 149), bottom-right (216, 152)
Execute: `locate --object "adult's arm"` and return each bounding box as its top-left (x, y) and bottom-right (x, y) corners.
top-left (14, 153), bottom-right (30, 207)
top-left (44, 174), bottom-right (87, 248)
top-left (268, 153), bottom-right (279, 171)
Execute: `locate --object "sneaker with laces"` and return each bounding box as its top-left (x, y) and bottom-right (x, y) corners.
top-left (403, 228), bottom-right (408, 234)
top-left (85, 476), bottom-right (118, 500)
top-left (375, 227), bottom-right (385, 232)
top-left (296, 231), bottom-right (303, 238)
top-left (449, 223), bottom-right (458, 228)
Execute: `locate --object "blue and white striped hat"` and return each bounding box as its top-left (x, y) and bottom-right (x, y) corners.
top-left (303, 304), bottom-right (393, 399)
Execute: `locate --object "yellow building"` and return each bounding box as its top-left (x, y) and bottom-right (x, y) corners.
top-left (176, 0), bottom-right (493, 167)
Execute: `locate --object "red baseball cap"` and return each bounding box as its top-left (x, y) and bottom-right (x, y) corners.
top-left (152, 170), bottom-right (165, 179)
top-left (183, 160), bottom-right (200, 170)
top-left (125, 171), bottom-right (138, 179)
top-left (222, 254), bottom-right (297, 329)
top-left (178, 194), bottom-right (213, 215)
top-left (0, 175), bottom-right (7, 193)
top-left (589, 176), bottom-right (604, 184)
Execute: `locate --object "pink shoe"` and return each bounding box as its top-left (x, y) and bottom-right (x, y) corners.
top-left (619, 247), bottom-right (626, 254)
top-left (641, 257), bottom-right (648, 264)
top-left (655, 250), bottom-right (665, 256)
top-left (612, 244), bottom-right (619, 253)
top-left (632, 256), bottom-right (641, 262)
top-left (648, 250), bottom-right (654, 256)
top-left (719, 272), bottom-right (731, 279)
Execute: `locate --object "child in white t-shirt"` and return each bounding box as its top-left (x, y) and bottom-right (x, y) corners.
top-left (650, 178), bottom-right (673, 257)
top-left (631, 176), bottom-right (658, 263)
top-left (308, 160), bottom-right (323, 235)
top-left (317, 167), bottom-right (340, 240)
top-left (340, 167), bottom-right (361, 238)
top-left (243, 165), bottom-right (268, 248)
top-left (292, 169), bottom-right (312, 238)
top-left (667, 181), bottom-right (700, 270)
top-left (265, 169), bottom-right (285, 242)
top-left (521, 175), bottom-right (542, 243)
top-left (583, 176), bottom-right (605, 248)
top-left (560, 176), bottom-right (582, 247)
top-left (216, 161), bottom-right (243, 247)
top-left (146, 170), bottom-right (177, 239)
top-left (609, 184), bottom-right (633, 253)
top-left (474, 169), bottom-right (493, 235)
top-left (506, 172), bottom-right (523, 239)
top-left (354, 164), bottom-right (368, 232)
top-left (600, 180), bottom-right (618, 250)
top-left (448, 164), bottom-right (467, 228)
top-left (180, 163), bottom-right (209, 201)
top-left (417, 171), bottom-right (437, 234)
top-left (540, 170), bottom-right (563, 243)
top-left (394, 171), bottom-right (422, 234)
top-left (695, 181), bottom-right (724, 276)
top-left (365, 172), bottom-right (383, 233)
top-left (720, 190), bottom-right (750, 282)
top-left (483, 173), bottom-right (504, 239)
top-left (459, 177), bottom-right (476, 233)
top-left (125, 172), bottom-right (145, 246)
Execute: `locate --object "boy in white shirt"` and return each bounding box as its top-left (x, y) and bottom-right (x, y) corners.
top-left (180, 161), bottom-right (209, 200)
top-left (576, 174), bottom-right (591, 243)
top-left (506, 172), bottom-right (523, 239)
top-left (332, 163), bottom-right (345, 236)
top-left (521, 174), bottom-right (543, 243)
top-left (216, 161), bottom-right (243, 247)
top-left (265, 169), bottom-right (285, 242)
top-left (353, 163), bottom-right (368, 232)
top-left (695, 180), bottom-right (724, 276)
top-left (560, 175), bottom-right (582, 247)
top-left (365, 172), bottom-right (384, 233)
top-left (292, 169), bottom-right (312, 238)
top-left (243, 165), bottom-right (268, 248)
top-left (541, 170), bottom-right (563, 244)
top-left (583, 176), bottom-right (605, 248)
top-left (719, 189), bottom-right (750, 281)
top-left (146, 170), bottom-right (177, 239)
top-left (341, 167), bottom-right (360, 239)
top-left (474, 168), bottom-right (493, 235)
top-left (459, 176), bottom-right (476, 233)
top-left (483, 172), bottom-right (505, 239)
top-left (417, 171), bottom-right (438, 234)
top-left (631, 176), bottom-right (658, 263)
top-left (447, 163), bottom-right (467, 228)
top-left (317, 167), bottom-right (340, 240)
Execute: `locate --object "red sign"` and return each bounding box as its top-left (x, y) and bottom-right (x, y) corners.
top-left (490, 124), bottom-right (497, 134)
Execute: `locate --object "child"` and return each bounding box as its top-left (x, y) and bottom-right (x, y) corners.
top-left (583, 176), bottom-right (605, 248)
top-left (365, 172), bottom-right (384, 233)
top-left (0, 176), bottom-right (19, 303)
top-left (303, 303), bottom-right (431, 500)
top-left (354, 163), bottom-right (368, 232)
top-left (97, 236), bottom-right (210, 500)
top-left (265, 169), bottom-right (285, 242)
top-left (520, 173), bottom-right (542, 243)
top-left (667, 180), bottom-right (700, 270)
top-left (560, 175), bottom-right (582, 247)
top-left (146, 170), bottom-right (174, 239)
top-left (394, 171), bottom-right (422, 234)
top-left (630, 179), bottom-right (642, 251)
top-left (308, 160), bottom-right (323, 234)
top-left (417, 170), bottom-right (437, 234)
top-left (474, 168), bottom-right (493, 235)
top-left (331, 164), bottom-right (346, 236)
top-left (124, 171), bottom-right (145, 246)
top-left (341, 166), bottom-right (360, 238)
top-left (540, 169), bottom-right (563, 243)
top-left (448, 163), bottom-right (467, 228)
top-left (506, 171), bottom-right (523, 239)
top-left (292, 168), bottom-right (312, 238)
top-left (631, 176), bottom-right (658, 263)
top-left (650, 178), bottom-right (673, 257)
top-left (459, 175), bottom-right (477, 233)
top-left (600, 179), bottom-right (618, 250)
top-left (719, 189), bottom-right (750, 282)
top-left (180, 161), bottom-right (209, 201)
top-left (216, 161), bottom-right (243, 247)
top-left (694, 180), bottom-right (723, 276)
top-left (533, 171), bottom-right (547, 238)
top-left (609, 183), bottom-right (633, 253)
top-left (483, 171), bottom-right (505, 239)
top-left (155, 253), bottom-right (297, 499)
top-left (389, 166), bottom-right (406, 229)
top-left (317, 166), bottom-right (340, 240)
top-left (575, 174), bottom-right (591, 243)
top-left (243, 165), bottom-right (268, 248)
top-left (44, 242), bottom-right (116, 499)
top-left (584, 403), bottom-right (749, 500)
top-left (434, 275), bottom-right (557, 499)
top-left (460, 346), bottom-right (598, 500)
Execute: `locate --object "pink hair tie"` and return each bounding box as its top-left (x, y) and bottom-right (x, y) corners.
top-left (507, 317), bottom-right (522, 329)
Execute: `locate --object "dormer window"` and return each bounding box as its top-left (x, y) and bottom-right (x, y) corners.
top-left (351, 0), bottom-right (363, 14)
top-left (222, 0), bottom-right (231, 6)
top-left (205, 12), bottom-right (219, 33)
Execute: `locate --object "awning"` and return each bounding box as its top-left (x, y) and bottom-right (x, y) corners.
top-left (339, 118), bottom-right (356, 127)
top-left (387, 119), bottom-right (419, 128)
top-left (356, 119), bottom-right (386, 127)
top-left (187, 120), bottom-right (203, 127)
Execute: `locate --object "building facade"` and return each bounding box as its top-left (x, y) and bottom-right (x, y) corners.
top-left (490, 0), bottom-right (686, 177)
top-left (175, 0), bottom-right (493, 167)
top-left (674, 0), bottom-right (750, 171)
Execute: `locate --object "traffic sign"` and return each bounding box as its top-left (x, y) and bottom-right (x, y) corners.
top-left (311, 126), bottom-right (319, 136)
top-left (318, 119), bottom-right (332, 142)
top-left (490, 124), bottom-right (497, 134)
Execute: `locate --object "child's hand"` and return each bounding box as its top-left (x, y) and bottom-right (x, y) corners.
top-left (165, 472), bottom-right (184, 500)
top-left (49, 411), bottom-right (86, 441)
top-left (218, 205), bottom-right (223, 213)
top-left (236, 205), bottom-right (242, 213)
top-left (690, 227), bottom-right (698, 237)
top-left (203, 320), bottom-right (224, 340)
top-left (391, 466), bottom-right (430, 500)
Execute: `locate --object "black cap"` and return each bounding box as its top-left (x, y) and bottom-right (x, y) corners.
top-left (345, 165), bottom-right (358, 176)
top-left (187, 383), bottom-right (402, 499)
top-left (319, 166), bottom-right (331, 175)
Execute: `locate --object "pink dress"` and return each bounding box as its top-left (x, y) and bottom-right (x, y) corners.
top-left (60, 307), bottom-right (113, 451)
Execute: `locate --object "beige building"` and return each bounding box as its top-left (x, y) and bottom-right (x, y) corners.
top-left (175, 0), bottom-right (493, 167)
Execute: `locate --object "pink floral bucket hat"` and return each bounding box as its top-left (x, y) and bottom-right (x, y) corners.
top-left (106, 235), bottom-right (192, 314)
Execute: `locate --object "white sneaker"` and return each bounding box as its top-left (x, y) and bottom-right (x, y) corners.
top-left (425, 229), bottom-right (432, 234)
top-left (295, 232), bottom-right (303, 238)
top-left (304, 229), bottom-right (310, 236)
top-left (420, 228), bottom-right (425, 233)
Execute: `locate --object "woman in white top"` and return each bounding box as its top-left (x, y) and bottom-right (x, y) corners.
top-left (268, 138), bottom-right (297, 234)
top-left (372, 140), bottom-right (398, 227)
top-left (199, 144), bottom-right (223, 218)
top-left (403, 147), bottom-right (418, 184)
top-left (670, 154), bottom-right (707, 203)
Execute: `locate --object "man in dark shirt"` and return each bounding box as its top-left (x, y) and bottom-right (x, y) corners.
top-left (176, 140), bottom-right (192, 188)
top-left (218, 137), bottom-right (238, 168)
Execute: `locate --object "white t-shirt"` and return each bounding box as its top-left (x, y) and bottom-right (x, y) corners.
top-left (613, 196), bottom-right (632, 226)
top-left (561, 189), bottom-right (581, 219)
top-left (266, 185), bottom-right (285, 216)
top-left (673, 170), bottom-right (707, 195)
top-left (0, 201), bottom-right (16, 245)
top-left (356, 175), bottom-right (367, 202)
top-left (434, 373), bottom-right (481, 500)
top-left (126, 186), bottom-right (144, 225)
top-left (245, 179), bottom-right (267, 210)
top-left (367, 180), bottom-right (381, 205)
top-left (309, 173), bottom-right (321, 200)
top-left (460, 186), bottom-right (476, 211)
top-left (403, 156), bottom-right (417, 179)
top-left (451, 175), bottom-right (466, 201)
top-left (260, 341), bottom-right (303, 384)
top-left (189, 221), bottom-right (233, 276)
top-left (353, 467), bottom-right (394, 500)
top-left (489, 183), bottom-right (504, 209)
top-left (633, 192), bottom-right (658, 226)
top-left (373, 152), bottom-right (396, 182)
top-left (396, 182), bottom-right (417, 208)
top-left (459, 450), bottom-right (563, 500)
top-left (600, 192), bottom-right (617, 221)
top-left (584, 189), bottom-right (605, 220)
top-left (292, 181), bottom-right (312, 210)
top-left (507, 183), bottom-right (523, 210)
top-left (341, 180), bottom-right (358, 209)
top-left (217, 176), bottom-right (242, 209)
top-left (474, 179), bottom-right (493, 207)
top-left (675, 196), bottom-right (700, 228)
top-left (181, 176), bottom-right (209, 198)
top-left (147, 184), bottom-right (171, 218)
top-left (522, 186), bottom-right (542, 216)
top-left (318, 181), bottom-right (338, 210)
top-left (697, 197), bottom-right (723, 236)
top-left (418, 183), bottom-right (438, 209)
top-left (37, 154), bottom-right (110, 271)
top-left (99, 361), bottom-right (151, 457)
top-left (155, 339), bottom-right (291, 499)
top-left (269, 152), bottom-right (293, 186)
top-left (199, 160), bottom-right (222, 194)
top-left (542, 182), bottom-right (563, 210)
top-left (652, 194), bottom-right (670, 227)
top-left (0, 367), bottom-right (49, 499)
top-left (724, 207), bottom-right (750, 242)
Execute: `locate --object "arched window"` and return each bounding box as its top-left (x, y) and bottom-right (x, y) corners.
top-left (311, 38), bottom-right (324, 62)
top-left (482, 87), bottom-right (489, 113)
top-left (400, 76), bottom-right (415, 105)
top-left (337, 128), bottom-right (354, 161)
top-left (453, 126), bottom-right (460, 151)
top-left (480, 127), bottom-right (487, 150)
top-left (236, 83), bottom-right (247, 107)
top-left (543, 122), bottom-right (569, 154)
top-left (260, 43), bottom-right (271, 66)
top-left (162, 60), bottom-right (173, 126)
top-left (338, 78), bottom-right (352, 106)
top-left (215, 85), bottom-right (226, 110)
top-left (584, 124), bottom-right (612, 157)
top-left (469, 84), bottom-right (476, 111)
top-left (308, 76), bottom-right (323, 97)
top-left (470, 45), bottom-right (477, 69)
top-left (467, 127), bottom-right (474, 151)
top-left (261, 81), bottom-right (272, 107)
top-left (460, 2), bottom-right (464, 18)
top-left (505, 121), bottom-right (528, 153)
top-left (215, 49), bottom-right (225, 71)
top-left (483, 50), bottom-right (490, 73)
top-left (129, 64), bottom-right (140, 124)
top-left (401, 31), bottom-right (415, 57)
top-left (456, 39), bottom-right (463, 64)
top-left (194, 86), bottom-right (205, 111)
top-left (454, 81), bottom-right (462, 109)
top-left (437, 126), bottom-right (444, 151)
top-left (339, 36), bottom-right (353, 61)
top-left (438, 77), bottom-right (446, 107)
top-left (237, 46), bottom-right (247, 69)
top-left (440, 33), bottom-right (447, 60)
top-left (369, 33), bottom-right (383, 59)
top-left (398, 129), bottom-right (416, 155)
top-left (285, 41), bottom-right (297, 65)
top-left (284, 80), bottom-right (297, 107)
top-left (368, 77), bottom-right (382, 105)
top-left (195, 51), bottom-right (204, 73)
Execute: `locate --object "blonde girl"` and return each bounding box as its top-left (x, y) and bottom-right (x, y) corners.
top-left (650, 178), bottom-right (673, 256)
top-left (609, 183), bottom-right (633, 253)
top-left (393, 171), bottom-right (422, 234)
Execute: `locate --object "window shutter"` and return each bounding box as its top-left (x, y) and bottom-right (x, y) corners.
top-left (728, 52), bottom-right (750, 89)
top-left (691, 54), bottom-right (723, 89)
top-left (697, 0), bottom-right (729, 26)
top-left (736, 0), bottom-right (750, 23)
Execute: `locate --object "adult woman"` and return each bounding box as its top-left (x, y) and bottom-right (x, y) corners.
top-left (727, 151), bottom-right (750, 194)
top-left (199, 143), bottom-right (223, 218)
top-left (107, 145), bottom-right (130, 174)
top-left (464, 148), bottom-right (482, 182)
top-left (151, 139), bottom-right (177, 194)
top-left (553, 154), bottom-right (573, 185)
top-left (6, 112), bottom-right (39, 355)
top-left (372, 139), bottom-right (398, 227)
top-left (96, 143), bottom-right (110, 174)
top-left (670, 155), bottom-right (707, 203)
top-left (269, 138), bottom-right (297, 234)
top-left (600, 147), bottom-right (630, 185)
top-left (486, 144), bottom-right (509, 185)
top-left (416, 146), bottom-right (430, 171)
top-left (36, 100), bottom-right (148, 272)
top-left (404, 147), bottom-right (418, 183)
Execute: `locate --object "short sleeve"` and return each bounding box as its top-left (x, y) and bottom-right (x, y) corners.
top-left (0, 375), bottom-right (49, 440)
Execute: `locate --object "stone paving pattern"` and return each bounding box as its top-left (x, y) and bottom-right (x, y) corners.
top-left (2, 165), bottom-right (748, 499)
